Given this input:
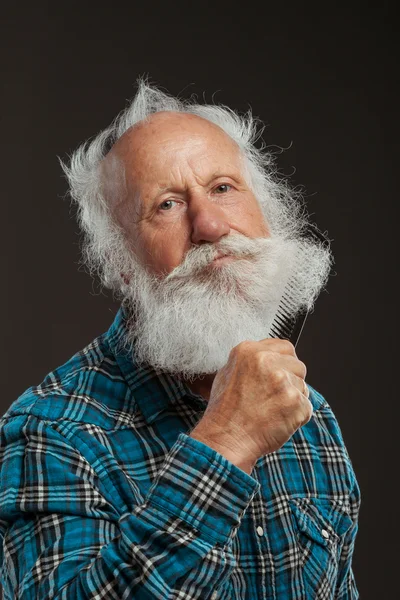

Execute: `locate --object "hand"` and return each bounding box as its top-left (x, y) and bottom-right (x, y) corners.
top-left (190, 339), bottom-right (312, 474)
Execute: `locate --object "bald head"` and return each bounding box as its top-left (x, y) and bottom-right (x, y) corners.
top-left (112, 110), bottom-right (241, 161)
top-left (102, 111), bottom-right (245, 208)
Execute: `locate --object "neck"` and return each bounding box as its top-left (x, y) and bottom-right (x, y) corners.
top-left (180, 372), bottom-right (217, 401)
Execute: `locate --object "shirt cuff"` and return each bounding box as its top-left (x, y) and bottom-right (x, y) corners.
top-left (145, 433), bottom-right (260, 546)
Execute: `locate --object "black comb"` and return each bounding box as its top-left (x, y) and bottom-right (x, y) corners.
top-left (268, 224), bottom-right (331, 347)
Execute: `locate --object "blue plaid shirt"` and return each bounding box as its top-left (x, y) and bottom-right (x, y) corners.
top-left (0, 307), bottom-right (360, 599)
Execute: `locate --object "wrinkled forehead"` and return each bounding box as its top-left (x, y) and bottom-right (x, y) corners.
top-left (101, 111), bottom-right (247, 212)
top-left (112, 112), bottom-right (243, 174)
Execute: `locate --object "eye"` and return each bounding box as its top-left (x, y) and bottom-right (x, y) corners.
top-left (214, 184), bottom-right (232, 194)
top-left (159, 200), bottom-right (176, 211)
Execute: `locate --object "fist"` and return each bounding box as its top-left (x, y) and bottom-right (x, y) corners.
top-left (190, 339), bottom-right (313, 473)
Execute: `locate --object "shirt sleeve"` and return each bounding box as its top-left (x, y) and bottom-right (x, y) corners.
top-left (0, 413), bottom-right (260, 599)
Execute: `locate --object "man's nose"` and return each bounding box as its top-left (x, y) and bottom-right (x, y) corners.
top-left (189, 194), bottom-right (231, 244)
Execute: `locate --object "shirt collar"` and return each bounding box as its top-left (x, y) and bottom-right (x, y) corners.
top-left (105, 306), bottom-right (207, 424)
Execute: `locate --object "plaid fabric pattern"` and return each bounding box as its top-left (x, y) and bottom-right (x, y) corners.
top-left (0, 308), bottom-right (360, 599)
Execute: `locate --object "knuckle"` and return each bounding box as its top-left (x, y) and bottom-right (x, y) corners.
top-left (270, 368), bottom-right (287, 389)
top-left (280, 389), bottom-right (302, 420)
top-left (307, 399), bottom-right (314, 418)
top-left (302, 400), bottom-right (314, 424)
top-left (278, 339), bottom-right (296, 355)
top-left (298, 360), bottom-right (307, 378)
top-left (233, 340), bottom-right (253, 356)
top-left (285, 387), bottom-right (302, 411)
top-left (255, 351), bottom-right (268, 370)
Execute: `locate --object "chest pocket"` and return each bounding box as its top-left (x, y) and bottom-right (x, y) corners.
top-left (289, 497), bottom-right (353, 598)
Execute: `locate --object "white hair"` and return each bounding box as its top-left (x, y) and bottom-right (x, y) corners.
top-left (60, 78), bottom-right (309, 295)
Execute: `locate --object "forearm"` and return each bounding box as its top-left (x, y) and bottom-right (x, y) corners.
top-left (190, 428), bottom-right (256, 475)
top-left (52, 513), bottom-right (228, 599)
top-left (1, 432), bottom-right (260, 599)
top-left (190, 414), bottom-right (258, 476)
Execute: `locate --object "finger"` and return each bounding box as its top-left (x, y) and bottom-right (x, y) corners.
top-left (259, 337), bottom-right (298, 357)
top-left (302, 379), bottom-right (310, 398)
top-left (298, 393), bottom-right (313, 425)
top-left (287, 372), bottom-right (309, 397)
top-left (290, 373), bottom-right (310, 398)
top-left (292, 376), bottom-right (312, 426)
top-left (267, 354), bottom-right (307, 380)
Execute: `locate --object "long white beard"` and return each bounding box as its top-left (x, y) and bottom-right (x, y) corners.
top-left (122, 232), bottom-right (332, 381)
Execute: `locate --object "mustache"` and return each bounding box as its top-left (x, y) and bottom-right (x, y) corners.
top-left (164, 234), bottom-right (271, 281)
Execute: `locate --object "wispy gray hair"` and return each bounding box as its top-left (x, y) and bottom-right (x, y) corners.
top-left (60, 78), bottom-right (308, 295)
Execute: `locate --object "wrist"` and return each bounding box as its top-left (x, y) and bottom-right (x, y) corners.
top-left (190, 423), bottom-right (257, 475)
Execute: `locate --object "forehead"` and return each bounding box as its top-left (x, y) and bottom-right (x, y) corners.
top-left (114, 112), bottom-right (243, 183)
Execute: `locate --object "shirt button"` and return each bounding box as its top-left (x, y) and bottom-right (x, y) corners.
top-left (321, 529), bottom-right (330, 539)
top-left (256, 526), bottom-right (264, 536)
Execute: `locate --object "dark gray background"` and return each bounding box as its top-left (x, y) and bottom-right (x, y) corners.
top-left (1, 2), bottom-right (397, 598)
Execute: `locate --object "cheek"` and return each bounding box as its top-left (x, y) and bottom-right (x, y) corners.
top-left (250, 202), bottom-right (270, 236)
top-left (233, 204), bottom-right (270, 237)
top-left (140, 227), bottom-right (187, 274)
top-left (259, 217), bottom-right (270, 237)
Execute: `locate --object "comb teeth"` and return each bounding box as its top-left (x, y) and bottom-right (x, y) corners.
top-left (268, 224), bottom-right (331, 347)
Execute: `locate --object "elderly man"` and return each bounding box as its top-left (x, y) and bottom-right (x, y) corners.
top-left (0, 80), bottom-right (360, 599)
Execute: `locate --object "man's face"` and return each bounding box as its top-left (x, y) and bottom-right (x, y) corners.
top-left (110, 111), bottom-right (270, 277)
top-left (102, 112), bottom-right (331, 380)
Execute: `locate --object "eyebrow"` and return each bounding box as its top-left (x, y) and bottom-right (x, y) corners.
top-left (155, 172), bottom-right (243, 197)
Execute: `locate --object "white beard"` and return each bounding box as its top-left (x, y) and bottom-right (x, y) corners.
top-left (122, 232), bottom-right (332, 381)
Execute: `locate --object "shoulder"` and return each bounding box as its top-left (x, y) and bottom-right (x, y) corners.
top-left (307, 383), bottom-right (328, 411)
top-left (0, 330), bottom-right (133, 522)
top-left (307, 383), bottom-right (349, 448)
top-left (306, 383), bottom-right (353, 454)
top-left (1, 331), bottom-right (136, 431)
top-left (303, 383), bottom-right (360, 501)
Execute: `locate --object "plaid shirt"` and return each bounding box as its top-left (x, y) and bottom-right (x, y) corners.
top-left (0, 307), bottom-right (360, 599)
